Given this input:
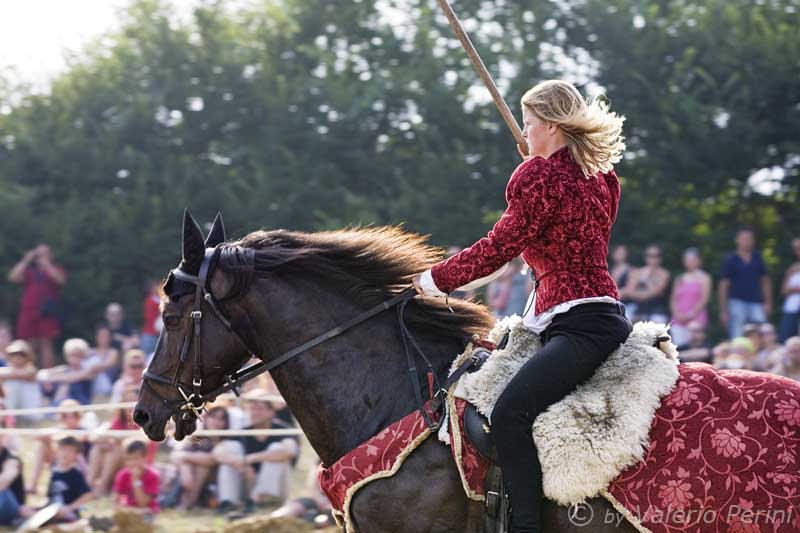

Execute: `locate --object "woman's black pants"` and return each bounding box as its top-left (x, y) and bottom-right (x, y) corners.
top-left (492, 302), bottom-right (633, 533)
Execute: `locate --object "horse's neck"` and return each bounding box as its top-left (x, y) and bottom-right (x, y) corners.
top-left (249, 281), bottom-right (456, 465)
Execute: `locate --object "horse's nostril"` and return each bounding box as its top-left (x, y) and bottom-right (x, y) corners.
top-left (132, 408), bottom-right (150, 428)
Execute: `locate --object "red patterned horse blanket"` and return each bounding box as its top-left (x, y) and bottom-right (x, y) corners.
top-left (451, 363), bottom-right (800, 532)
top-left (316, 398), bottom-right (488, 531)
top-left (602, 363), bottom-right (800, 532)
top-left (318, 363), bottom-right (800, 533)
top-left (318, 403), bottom-right (440, 531)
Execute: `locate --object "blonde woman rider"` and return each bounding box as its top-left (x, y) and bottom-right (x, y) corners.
top-left (413, 80), bottom-right (633, 533)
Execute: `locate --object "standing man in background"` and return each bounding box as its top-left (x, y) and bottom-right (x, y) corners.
top-left (718, 228), bottom-right (772, 339)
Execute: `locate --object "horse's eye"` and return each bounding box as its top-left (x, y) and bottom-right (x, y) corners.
top-left (164, 315), bottom-right (181, 328)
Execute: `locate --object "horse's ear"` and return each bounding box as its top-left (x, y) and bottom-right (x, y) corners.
top-left (181, 209), bottom-right (205, 274)
top-left (204, 212), bottom-right (226, 248)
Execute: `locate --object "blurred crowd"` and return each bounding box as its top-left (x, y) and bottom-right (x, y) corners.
top-left (482, 228), bottom-right (800, 380)
top-left (0, 228), bottom-right (798, 527)
top-left (0, 245), bottom-right (331, 528)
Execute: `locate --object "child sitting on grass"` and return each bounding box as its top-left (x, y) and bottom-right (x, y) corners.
top-left (47, 436), bottom-right (93, 522)
top-left (113, 438), bottom-right (160, 517)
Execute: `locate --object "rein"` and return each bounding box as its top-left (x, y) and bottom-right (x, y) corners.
top-left (143, 245), bottom-right (442, 429)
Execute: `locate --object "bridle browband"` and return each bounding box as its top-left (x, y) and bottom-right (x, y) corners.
top-left (142, 245), bottom-right (438, 428)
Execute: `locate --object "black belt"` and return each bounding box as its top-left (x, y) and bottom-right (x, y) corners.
top-left (556, 301), bottom-right (626, 317)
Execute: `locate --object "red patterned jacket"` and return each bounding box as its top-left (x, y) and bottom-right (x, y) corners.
top-left (429, 146), bottom-right (621, 316)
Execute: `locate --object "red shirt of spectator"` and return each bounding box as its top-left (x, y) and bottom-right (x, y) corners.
top-left (113, 467), bottom-right (160, 513)
top-left (430, 146), bottom-right (621, 315)
top-left (18, 263), bottom-right (66, 339)
top-left (142, 292), bottom-right (160, 336)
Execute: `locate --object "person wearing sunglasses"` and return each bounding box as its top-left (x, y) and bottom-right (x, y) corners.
top-left (623, 245), bottom-right (671, 324)
top-left (110, 350), bottom-right (146, 404)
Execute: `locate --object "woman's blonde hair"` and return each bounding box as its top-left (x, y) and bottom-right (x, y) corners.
top-left (63, 338), bottom-right (90, 357)
top-left (521, 80), bottom-right (626, 177)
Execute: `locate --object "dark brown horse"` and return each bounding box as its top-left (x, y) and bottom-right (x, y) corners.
top-left (134, 212), bottom-right (638, 532)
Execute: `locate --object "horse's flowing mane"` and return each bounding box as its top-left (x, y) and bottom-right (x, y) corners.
top-left (233, 226), bottom-right (496, 343)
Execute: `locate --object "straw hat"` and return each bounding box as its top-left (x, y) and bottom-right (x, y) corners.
top-left (210, 392), bottom-right (239, 405)
top-left (5, 339), bottom-right (32, 358)
top-left (241, 388), bottom-right (274, 403)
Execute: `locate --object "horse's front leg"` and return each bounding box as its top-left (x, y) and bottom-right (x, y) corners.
top-left (349, 438), bottom-right (484, 533)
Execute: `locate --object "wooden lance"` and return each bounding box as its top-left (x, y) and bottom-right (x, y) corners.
top-left (434, 0), bottom-right (528, 153)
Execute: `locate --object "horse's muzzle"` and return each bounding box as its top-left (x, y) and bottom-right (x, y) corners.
top-left (132, 404), bottom-right (168, 442)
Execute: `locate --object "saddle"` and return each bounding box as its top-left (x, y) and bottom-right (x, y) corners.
top-left (454, 324), bottom-right (672, 466)
top-left (442, 316), bottom-right (680, 511)
top-left (449, 343), bottom-right (505, 464)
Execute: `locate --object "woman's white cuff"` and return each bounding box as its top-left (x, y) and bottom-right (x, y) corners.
top-left (420, 269), bottom-right (447, 297)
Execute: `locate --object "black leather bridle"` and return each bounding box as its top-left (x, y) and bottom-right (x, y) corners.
top-left (142, 245), bottom-right (437, 427)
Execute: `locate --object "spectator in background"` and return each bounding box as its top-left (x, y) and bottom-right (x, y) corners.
top-left (141, 281), bottom-right (162, 357)
top-left (0, 340), bottom-right (42, 422)
top-left (46, 436), bottom-right (92, 523)
top-left (757, 323), bottom-right (784, 373)
top-left (775, 337), bottom-right (800, 381)
top-left (669, 248), bottom-right (712, 347)
top-left (209, 393), bottom-right (246, 430)
top-left (105, 303), bottom-right (138, 354)
top-left (7, 245), bottom-right (67, 369)
top-left (113, 439), bottom-right (160, 516)
top-left (0, 436), bottom-right (32, 526)
top-left (729, 337), bottom-right (757, 370)
top-left (718, 227), bottom-right (772, 339)
top-left (778, 237), bottom-right (800, 342)
top-left (487, 258), bottom-right (533, 318)
top-left (85, 324), bottom-right (118, 399)
top-left (37, 339), bottom-right (97, 405)
top-left (241, 371), bottom-right (294, 428)
top-left (712, 341), bottom-right (732, 369)
top-left (110, 350), bottom-right (146, 403)
top-left (213, 390), bottom-right (298, 514)
top-left (28, 400), bottom-right (90, 495)
top-left (675, 321), bottom-right (713, 364)
top-left (742, 323), bottom-right (765, 365)
top-left (88, 389), bottom-right (137, 496)
top-left (0, 321), bottom-right (12, 366)
top-left (0, 402), bottom-right (19, 450)
top-left (610, 245), bottom-right (637, 321)
top-left (623, 245), bottom-right (671, 323)
top-left (170, 406), bottom-right (230, 510)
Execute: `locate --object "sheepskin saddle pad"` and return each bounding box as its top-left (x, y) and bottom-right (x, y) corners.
top-left (452, 315), bottom-right (681, 505)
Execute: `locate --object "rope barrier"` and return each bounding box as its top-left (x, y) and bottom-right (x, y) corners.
top-left (0, 395), bottom-right (285, 417)
top-left (0, 396), bottom-right (299, 437)
top-left (0, 427), bottom-right (305, 437)
top-left (0, 402), bottom-right (136, 417)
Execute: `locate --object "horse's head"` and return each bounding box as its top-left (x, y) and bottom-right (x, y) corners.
top-left (134, 210), bottom-right (256, 441)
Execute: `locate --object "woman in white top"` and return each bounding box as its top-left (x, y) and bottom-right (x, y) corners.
top-left (779, 238), bottom-right (800, 342)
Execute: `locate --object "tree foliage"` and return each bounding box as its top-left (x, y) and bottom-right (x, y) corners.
top-left (0, 0), bottom-right (797, 339)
